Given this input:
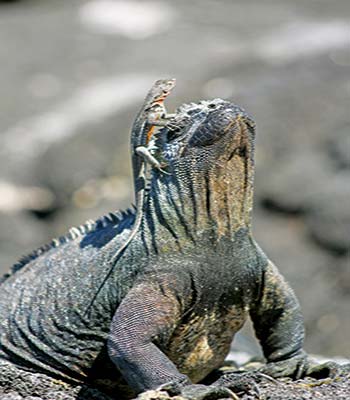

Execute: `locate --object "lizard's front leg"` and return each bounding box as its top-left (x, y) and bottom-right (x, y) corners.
top-left (142, 104), bottom-right (175, 150)
top-left (135, 146), bottom-right (169, 174)
top-left (146, 102), bottom-right (176, 127)
top-left (136, 103), bottom-right (173, 173)
top-left (148, 112), bottom-right (176, 126)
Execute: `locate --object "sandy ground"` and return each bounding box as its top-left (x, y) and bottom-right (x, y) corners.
top-left (0, 0), bottom-right (349, 362)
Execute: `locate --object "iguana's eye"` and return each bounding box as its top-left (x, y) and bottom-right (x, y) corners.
top-left (186, 109), bottom-right (199, 116)
top-left (166, 126), bottom-right (182, 141)
top-left (165, 114), bottom-right (191, 142)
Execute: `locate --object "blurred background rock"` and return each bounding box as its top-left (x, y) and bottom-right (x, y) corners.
top-left (0, 0), bottom-right (349, 358)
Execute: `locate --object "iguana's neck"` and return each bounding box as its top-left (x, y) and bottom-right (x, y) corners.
top-left (143, 145), bottom-right (254, 252)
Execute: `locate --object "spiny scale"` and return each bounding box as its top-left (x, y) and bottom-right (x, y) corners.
top-left (0, 207), bottom-right (135, 285)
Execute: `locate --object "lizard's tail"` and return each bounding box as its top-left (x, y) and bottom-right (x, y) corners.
top-left (84, 192), bottom-right (144, 315)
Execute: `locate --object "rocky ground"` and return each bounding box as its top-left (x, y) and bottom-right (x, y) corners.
top-left (0, 0), bottom-right (349, 396)
top-left (0, 359), bottom-right (349, 400)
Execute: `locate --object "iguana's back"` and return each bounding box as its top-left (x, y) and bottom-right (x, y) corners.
top-left (0, 210), bottom-right (140, 383)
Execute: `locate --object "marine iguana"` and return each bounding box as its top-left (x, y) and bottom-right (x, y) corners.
top-left (0, 83), bottom-right (340, 400)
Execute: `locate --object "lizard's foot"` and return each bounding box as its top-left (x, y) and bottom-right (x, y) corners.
top-left (135, 146), bottom-right (161, 169)
top-left (146, 141), bottom-right (158, 154)
top-left (135, 146), bottom-right (170, 175)
top-left (148, 114), bottom-right (177, 126)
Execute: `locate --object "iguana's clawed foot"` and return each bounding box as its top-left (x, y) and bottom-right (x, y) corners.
top-left (156, 382), bottom-right (238, 400)
top-left (179, 384), bottom-right (238, 400)
top-left (209, 356), bottom-right (350, 398)
top-left (257, 352), bottom-right (309, 380)
top-left (136, 386), bottom-right (237, 400)
top-left (212, 371), bottom-right (266, 397)
top-left (304, 360), bottom-right (350, 379)
top-left (258, 352), bottom-right (348, 380)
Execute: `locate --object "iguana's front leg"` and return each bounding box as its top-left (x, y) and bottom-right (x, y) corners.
top-left (251, 260), bottom-right (347, 382)
top-left (249, 260), bottom-right (343, 380)
top-left (215, 260), bottom-right (342, 393)
top-left (249, 260), bottom-right (309, 378)
top-left (107, 282), bottom-right (188, 393)
top-left (107, 280), bottom-right (236, 399)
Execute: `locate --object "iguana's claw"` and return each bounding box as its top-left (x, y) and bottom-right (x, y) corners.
top-left (136, 389), bottom-right (172, 400)
top-left (258, 352), bottom-right (348, 380)
top-left (305, 360), bottom-right (350, 379)
top-left (258, 352), bottom-right (309, 379)
top-left (179, 384), bottom-right (238, 400)
top-left (157, 382), bottom-right (238, 400)
top-left (211, 371), bottom-right (263, 396)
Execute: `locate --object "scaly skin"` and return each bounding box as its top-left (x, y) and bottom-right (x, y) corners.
top-left (0, 87), bottom-right (343, 400)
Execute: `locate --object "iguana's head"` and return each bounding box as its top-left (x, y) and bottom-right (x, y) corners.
top-left (150, 99), bottom-right (256, 240)
top-left (162, 99), bottom-right (255, 167)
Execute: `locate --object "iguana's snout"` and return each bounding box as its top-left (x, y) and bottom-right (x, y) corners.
top-left (188, 100), bottom-right (255, 150)
top-left (161, 99), bottom-right (256, 165)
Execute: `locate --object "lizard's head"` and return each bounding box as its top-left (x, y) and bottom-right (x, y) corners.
top-left (150, 99), bottom-right (256, 239)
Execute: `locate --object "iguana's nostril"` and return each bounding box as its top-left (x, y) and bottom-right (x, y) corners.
top-left (187, 109), bottom-right (199, 115)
